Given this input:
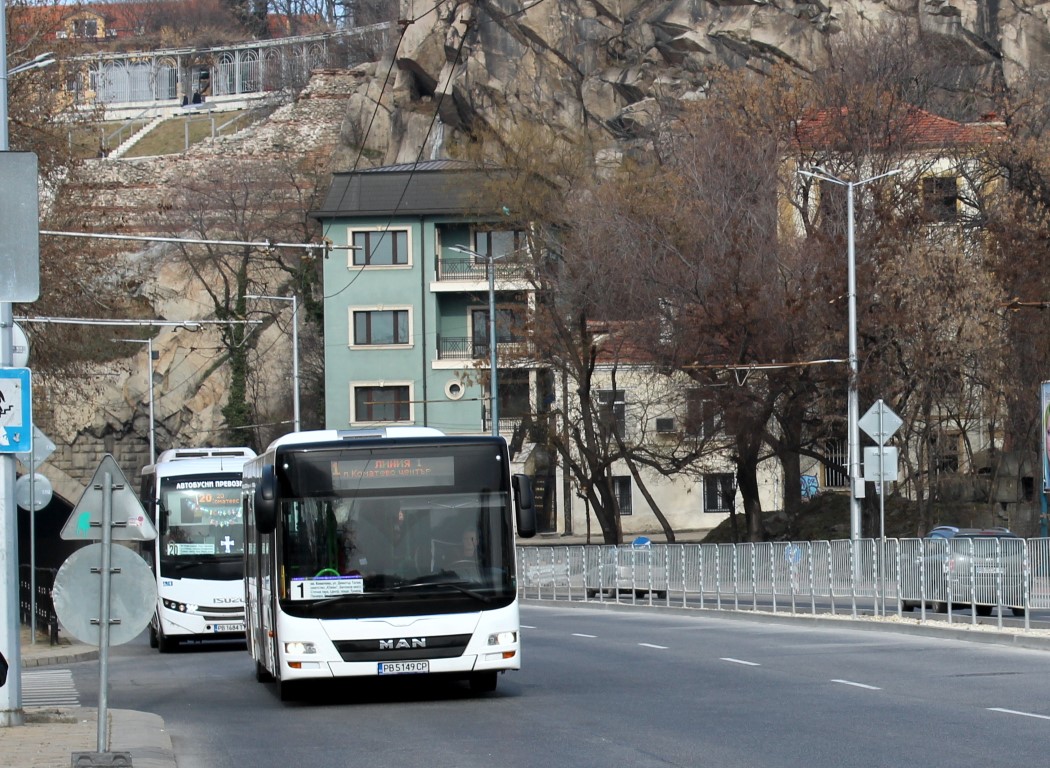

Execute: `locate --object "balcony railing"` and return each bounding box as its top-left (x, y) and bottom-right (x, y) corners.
top-left (436, 257), bottom-right (532, 282)
top-left (436, 336), bottom-right (528, 361)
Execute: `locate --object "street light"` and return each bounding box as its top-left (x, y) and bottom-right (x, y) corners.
top-left (798, 166), bottom-right (900, 542)
top-left (449, 245), bottom-right (506, 437)
top-left (245, 294), bottom-right (300, 432)
top-left (114, 338), bottom-right (157, 464)
top-left (5, 52), bottom-right (55, 78)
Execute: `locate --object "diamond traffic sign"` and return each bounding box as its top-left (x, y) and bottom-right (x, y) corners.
top-left (0, 368), bottom-right (32, 453)
top-left (61, 454), bottom-right (157, 541)
top-left (18, 425), bottom-right (55, 471)
top-left (858, 400), bottom-right (902, 446)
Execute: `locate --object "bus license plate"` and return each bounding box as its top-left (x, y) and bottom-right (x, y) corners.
top-left (378, 661), bottom-right (429, 675)
top-left (212, 623), bottom-right (244, 633)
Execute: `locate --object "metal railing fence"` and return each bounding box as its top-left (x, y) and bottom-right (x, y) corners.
top-left (517, 537), bottom-right (1050, 631)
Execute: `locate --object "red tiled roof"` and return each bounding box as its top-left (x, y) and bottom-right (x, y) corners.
top-left (794, 105), bottom-right (1004, 151)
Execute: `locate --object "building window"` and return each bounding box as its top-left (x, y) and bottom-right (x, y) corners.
top-left (703, 474), bottom-right (735, 513)
top-left (73, 18), bottom-right (99, 38)
top-left (684, 389), bottom-right (719, 438)
top-left (353, 309), bottom-right (409, 346)
top-left (354, 385), bottom-right (410, 422)
top-left (352, 230), bottom-right (409, 266)
top-left (470, 307), bottom-right (521, 355)
top-left (824, 439), bottom-right (848, 488)
top-left (472, 229), bottom-right (526, 259)
top-left (922, 176), bottom-right (958, 222)
top-left (930, 431), bottom-right (960, 473)
top-left (596, 389), bottom-right (626, 439)
top-left (819, 179), bottom-right (848, 236)
top-left (613, 476), bottom-right (633, 516)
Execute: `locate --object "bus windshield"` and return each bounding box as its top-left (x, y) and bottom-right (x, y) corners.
top-left (160, 473), bottom-right (244, 567)
top-left (280, 491), bottom-right (513, 604)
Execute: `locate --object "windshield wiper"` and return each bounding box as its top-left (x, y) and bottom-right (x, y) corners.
top-left (390, 580), bottom-right (493, 604)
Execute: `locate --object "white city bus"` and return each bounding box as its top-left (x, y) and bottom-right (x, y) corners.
top-left (139, 447), bottom-right (257, 652)
top-left (242, 428), bottom-right (536, 699)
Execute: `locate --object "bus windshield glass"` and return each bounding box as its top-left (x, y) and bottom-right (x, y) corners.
top-left (275, 445), bottom-right (513, 606)
top-left (160, 474), bottom-right (244, 564)
top-left (281, 492), bottom-right (512, 601)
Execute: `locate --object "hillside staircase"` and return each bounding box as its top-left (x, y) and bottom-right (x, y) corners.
top-left (106, 115), bottom-right (165, 159)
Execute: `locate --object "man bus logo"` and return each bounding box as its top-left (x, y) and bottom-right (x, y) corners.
top-left (379, 638), bottom-right (426, 650)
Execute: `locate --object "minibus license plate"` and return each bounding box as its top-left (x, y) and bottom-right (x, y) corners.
top-left (212, 623), bottom-right (244, 633)
top-left (378, 661), bottom-right (429, 675)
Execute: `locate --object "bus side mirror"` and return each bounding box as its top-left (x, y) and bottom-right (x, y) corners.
top-left (512, 473), bottom-right (536, 539)
top-left (255, 464), bottom-right (277, 534)
top-left (157, 501), bottom-right (168, 536)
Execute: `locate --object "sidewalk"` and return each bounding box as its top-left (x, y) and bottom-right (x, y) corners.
top-left (1, 626), bottom-right (176, 768)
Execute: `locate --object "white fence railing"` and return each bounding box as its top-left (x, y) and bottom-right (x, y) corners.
top-left (517, 538), bottom-right (1050, 631)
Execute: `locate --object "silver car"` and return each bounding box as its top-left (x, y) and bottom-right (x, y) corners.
top-left (903, 526), bottom-right (1027, 616)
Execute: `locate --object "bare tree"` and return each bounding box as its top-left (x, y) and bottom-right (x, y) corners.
top-left (151, 153), bottom-right (326, 447)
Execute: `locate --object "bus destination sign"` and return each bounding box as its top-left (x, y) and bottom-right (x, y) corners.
top-left (331, 456), bottom-right (455, 489)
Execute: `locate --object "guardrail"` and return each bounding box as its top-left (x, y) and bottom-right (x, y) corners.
top-left (18, 565), bottom-right (61, 645)
top-left (517, 538), bottom-right (1050, 631)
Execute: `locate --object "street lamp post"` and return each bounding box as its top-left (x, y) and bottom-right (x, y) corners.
top-left (245, 294), bottom-right (300, 432)
top-left (798, 167), bottom-right (900, 542)
top-left (1, 14), bottom-right (55, 728)
top-left (115, 338), bottom-right (156, 464)
top-left (449, 245), bottom-right (506, 437)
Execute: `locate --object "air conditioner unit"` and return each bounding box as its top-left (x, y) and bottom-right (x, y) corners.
top-left (655, 418), bottom-right (677, 434)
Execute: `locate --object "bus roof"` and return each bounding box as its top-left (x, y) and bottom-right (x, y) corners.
top-left (262, 427), bottom-right (448, 454)
top-left (143, 446), bottom-right (257, 477)
top-left (156, 447), bottom-right (257, 462)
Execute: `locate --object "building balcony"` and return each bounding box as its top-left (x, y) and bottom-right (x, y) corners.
top-left (435, 257), bottom-right (532, 284)
top-left (436, 336), bottom-right (531, 361)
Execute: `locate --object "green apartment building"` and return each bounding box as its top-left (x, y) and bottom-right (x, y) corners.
top-left (312, 159), bottom-right (550, 448)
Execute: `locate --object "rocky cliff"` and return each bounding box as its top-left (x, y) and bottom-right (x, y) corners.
top-left (36, 0), bottom-right (1050, 497)
top-left (363, 0), bottom-right (1046, 165)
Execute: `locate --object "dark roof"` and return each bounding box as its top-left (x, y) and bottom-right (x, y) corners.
top-left (311, 160), bottom-right (507, 219)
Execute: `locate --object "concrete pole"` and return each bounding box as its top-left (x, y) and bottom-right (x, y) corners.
top-left (0, 2), bottom-right (26, 728)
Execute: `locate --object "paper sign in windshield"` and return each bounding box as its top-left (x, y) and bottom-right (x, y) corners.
top-left (290, 576), bottom-right (364, 600)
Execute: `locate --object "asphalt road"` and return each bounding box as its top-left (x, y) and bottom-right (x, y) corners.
top-left (68, 604), bottom-right (1050, 768)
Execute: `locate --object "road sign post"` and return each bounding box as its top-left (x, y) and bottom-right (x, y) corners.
top-left (16, 426), bottom-right (55, 646)
top-left (56, 455), bottom-right (156, 762)
top-left (0, 368), bottom-right (31, 727)
top-left (859, 399), bottom-right (903, 617)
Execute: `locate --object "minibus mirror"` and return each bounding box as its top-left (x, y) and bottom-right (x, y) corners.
top-left (512, 473), bottom-right (536, 539)
top-left (255, 465), bottom-right (277, 534)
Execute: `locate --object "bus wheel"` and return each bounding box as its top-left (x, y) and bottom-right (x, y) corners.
top-left (278, 678), bottom-right (301, 702)
top-left (469, 671), bottom-right (498, 694)
top-left (157, 628), bottom-right (178, 654)
top-left (148, 624), bottom-right (159, 649)
top-left (255, 660), bottom-right (273, 683)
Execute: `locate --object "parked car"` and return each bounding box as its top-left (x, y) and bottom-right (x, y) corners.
top-left (585, 540), bottom-right (668, 600)
top-left (902, 526), bottom-right (1027, 616)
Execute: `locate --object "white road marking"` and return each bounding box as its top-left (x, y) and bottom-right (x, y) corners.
top-left (572, 633), bottom-right (597, 638)
top-left (639, 643), bottom-right (667, 649)
top-left (988, 708), bottom-right (1050, 721)
top-left (21, 669), bottom-right (80, 708)
top-left (831, 679), bottom-right (881, 691)
top-left (721, 658), bottom-right (761, 666)
top-left (520, 624), bottom-right (536, 629)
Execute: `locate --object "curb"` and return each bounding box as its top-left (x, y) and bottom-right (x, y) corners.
top-left (21, 648), bottom-right (100, 668)
top-left (522, 597), bottom-right (1050, 651)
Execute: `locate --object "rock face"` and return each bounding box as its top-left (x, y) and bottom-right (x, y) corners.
top-left (360, 0), bottom-right (1048, 164)
top-left (39, 0), bottom-right (1050, 496)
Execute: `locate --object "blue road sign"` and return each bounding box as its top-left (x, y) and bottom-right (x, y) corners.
top-left (0, 368), bottom-right (32, 453)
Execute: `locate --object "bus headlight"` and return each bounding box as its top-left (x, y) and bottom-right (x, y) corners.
top-left (284, 641), bottom-right (317, 655)
top-left (162, 599), bottom-right (189, 613)
top-left (488, 631), bottom-right (516, 646)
